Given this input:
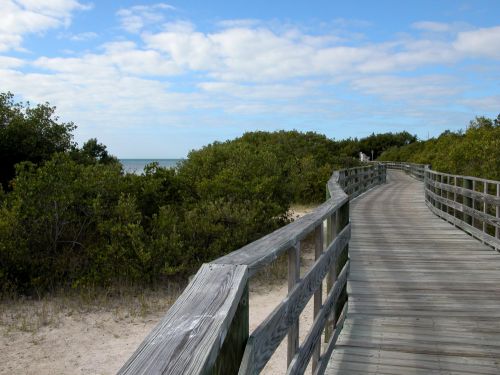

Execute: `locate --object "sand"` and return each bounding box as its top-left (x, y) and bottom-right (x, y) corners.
top-left (0, 205), bottom-right (318, 375)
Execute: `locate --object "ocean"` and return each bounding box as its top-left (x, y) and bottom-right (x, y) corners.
top-left (120, 159), bottom-right (183, 174)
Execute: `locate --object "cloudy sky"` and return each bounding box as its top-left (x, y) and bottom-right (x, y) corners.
top-left (1, 0), bottom-right (499, 157)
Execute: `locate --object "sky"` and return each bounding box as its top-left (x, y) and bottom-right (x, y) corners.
top-left (1, 1), bottom-right (499, 158)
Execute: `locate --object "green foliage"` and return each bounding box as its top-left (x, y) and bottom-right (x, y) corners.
top-left (379, 115), bottom-right (500, 180)
top-left (337, 131), bottom-right (417, 160)
top-left (70, 138), bottom-right (119, 165)
top-left (2, 92), bottom-right (414, 295)
top-left (180, 130), bottom-right (360, 204)
top-left (0, 92), bottom-right (76, 189)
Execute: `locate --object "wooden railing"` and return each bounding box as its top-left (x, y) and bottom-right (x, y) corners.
top-left (425, 169), bottom-right (500, 251)
top-left (118, 164), bottom-right (386, 375)
top-left (378, 161), bottom-right (426, 181)
top-left (381, 161), bottom-right (500, 251)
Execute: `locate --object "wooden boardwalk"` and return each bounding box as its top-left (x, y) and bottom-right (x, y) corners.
top-left (327, 170), bottom-right (500, 375)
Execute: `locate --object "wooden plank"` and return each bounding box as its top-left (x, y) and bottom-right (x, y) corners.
top-left (325, 169), bottom-right (500, 375)
top-left (118, 263), bottom-right (248, 375)
top-left (212, 193), bottom-right (346, 276)
top-left (426, 202), bottom-right (500, 251)
top-left (426, 188), bottom-right (499, 229)
top-left (211, 284), bottom-right (249, 375)
top-left (312, 224), bottom-right (324, 372)
top-left (287, 243), bottom-right (300, 366)
top-left (330, 347), bottom-right (500, 374)
top-left (427, 177), bottom-right (500, 206)
top-left (314, 305), bottom-right (347, 375)
top-left (239, 224), bottom-right (351, 375)
top-left (287, 261), bottom-right (349, 375)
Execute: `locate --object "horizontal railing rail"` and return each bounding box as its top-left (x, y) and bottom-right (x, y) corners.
top-left (377, 161), bottom-right (427, 181)
top-left (118, 163), bottom-right (386, 375)
top-left (382, 162), bottom-right (500, 251)
top-left (425, 168), bottom-right (500, 251)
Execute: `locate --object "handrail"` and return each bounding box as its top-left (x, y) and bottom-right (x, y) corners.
top-left (377, 161), bottom-right (427, 181)
top-left (381, 161), bottom-right (500, 251)
top-left (118, 163), bottom-right (386, 375)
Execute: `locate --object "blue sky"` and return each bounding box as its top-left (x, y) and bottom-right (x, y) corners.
top-left (1, 1), bottom-right (499, 157)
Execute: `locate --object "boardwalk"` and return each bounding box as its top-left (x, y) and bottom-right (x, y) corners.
top-left (327, 170), bottom-right (500, 374)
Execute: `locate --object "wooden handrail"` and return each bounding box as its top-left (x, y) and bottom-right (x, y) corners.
top-left (118, 164), bottom-right (387, 375)
top-left (381, 161), bottom-right (500, 251)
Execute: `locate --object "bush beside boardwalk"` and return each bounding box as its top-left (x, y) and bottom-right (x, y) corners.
top-left (379, 114), bottom-right (500, 180)
top-left (0, 92), bottom-right (421, 295)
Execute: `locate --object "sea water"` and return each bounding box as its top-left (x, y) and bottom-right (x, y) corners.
top-left (120, 159), bottom-right (183, 174)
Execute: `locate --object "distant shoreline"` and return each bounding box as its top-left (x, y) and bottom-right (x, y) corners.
top-left (120, 159), bottom-right (184, 174)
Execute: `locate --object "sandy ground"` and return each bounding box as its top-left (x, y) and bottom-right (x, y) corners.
top-left (0, 205), bottom-right (319, 375)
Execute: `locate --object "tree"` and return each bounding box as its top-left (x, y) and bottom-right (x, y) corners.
top-left (70, 138), bottom-right (119, 165)
top-left (0, 92), bottom-right (75, 189)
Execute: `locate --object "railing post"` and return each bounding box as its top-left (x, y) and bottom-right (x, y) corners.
top-left (483, 182), bottom-right (488, 237)
top-left (497, 184), bottom-right (500, 240)
top-left (312, 224), bottom-right (324, 373)
top-left (287, 242), bottom-right (300, 366)
top-left (325, 211), bottom-right (338, 342)
top-left (463, 178), bottom-right (473, 225)
top-left (211, 284), bottom-right (249, 375)
top-left (472, 180), bottom-right (477, 227)
top-left (453, 176), bottom-right (457, 220)
top-left (446, 176), bottom-right (453, 216)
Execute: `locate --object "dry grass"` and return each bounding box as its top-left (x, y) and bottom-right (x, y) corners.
top-left (0, 283), bottom-right (185, 334)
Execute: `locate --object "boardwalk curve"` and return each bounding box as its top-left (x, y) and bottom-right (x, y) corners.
top-left (327, 170), bottom-right (500, 375)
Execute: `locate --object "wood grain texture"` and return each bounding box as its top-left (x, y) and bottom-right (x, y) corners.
top-left (325, 170), bottom-right (500, 375)
top-left (212, 194), bottom-right (346, 276)
top-left (287, 261), bottom-right (349, 375)
top-left (426, 176), bottom-right (500, 206)
top-left (120, 164), bottom-right (387, 375)
top-left (239, 224), bottom-right (351, 375)
top-left (118, 264), bottom-right (248, 375)
top-left (287, 243), bottom-right (300, 366)
top-left (214, 165), bottom-right (384, 277)
top-left (426, 188), bottom-right (500, 229)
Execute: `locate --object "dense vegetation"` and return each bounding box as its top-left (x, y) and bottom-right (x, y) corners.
top-left (379, 115), bottom-right (500, 180)
top-left (0, 92), bottom-right (418, 295)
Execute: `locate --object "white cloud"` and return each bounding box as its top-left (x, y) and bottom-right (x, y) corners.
top-left (351, 75), bottom-right (461, 102)
top-left (460, 95), bottom-right (500, 112)
top-left (454, 26), bottom-right (500, 59)
top-left (34, 41), bottom-right (180, 76)
top-left (1, 13), bottom-right (499, 156)
top-left (143, 21), bottom-right (496, 82)
top-left (198, 81), bottom-right (315, 100)
top-left (0, 0), bottom-right (90, 51)
top-left (0, 56), bottom-right (25, 69)
top-left (412, 21), bottom-right (452, 33)
top-left (117, 3), bottom-right (175, 33)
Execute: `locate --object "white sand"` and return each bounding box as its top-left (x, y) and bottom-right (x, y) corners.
top-left (0, 205), bottom-right (319, 375)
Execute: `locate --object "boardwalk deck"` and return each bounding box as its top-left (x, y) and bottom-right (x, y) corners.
top-left (326, 170), bottom-right (500, 375)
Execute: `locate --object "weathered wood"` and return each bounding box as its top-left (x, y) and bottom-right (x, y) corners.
top-left (212, 194), bottom-right (347, 276)
top-left (211, 284), bottom-right (249, 375)
top-left (324, 212), bottom-right (338, 343)
top-left (497, 184), bottom-right (500, 239)
top-left (426, 202), bottom-right (500, 250)
top-left (325, 170), bottom-right (500, 375)
top-left (426, 189), bottom-right (500, 229)
top-left (426, 175), bottom-right (500, 206)
top-left (287, 261), bottom-right (349, 375)
top-left (120, 163), bottom-right (387, 375)
top-left (287, 243), bottom-right (300, 366)
top-left (312, 224), bottom-right (324, 373)
top-left (314, 305), bottom-right (347, 375)
top-left (239, 224), bottom-right (351, 375)
top-left (118, 264), bottom-right (248, 375)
